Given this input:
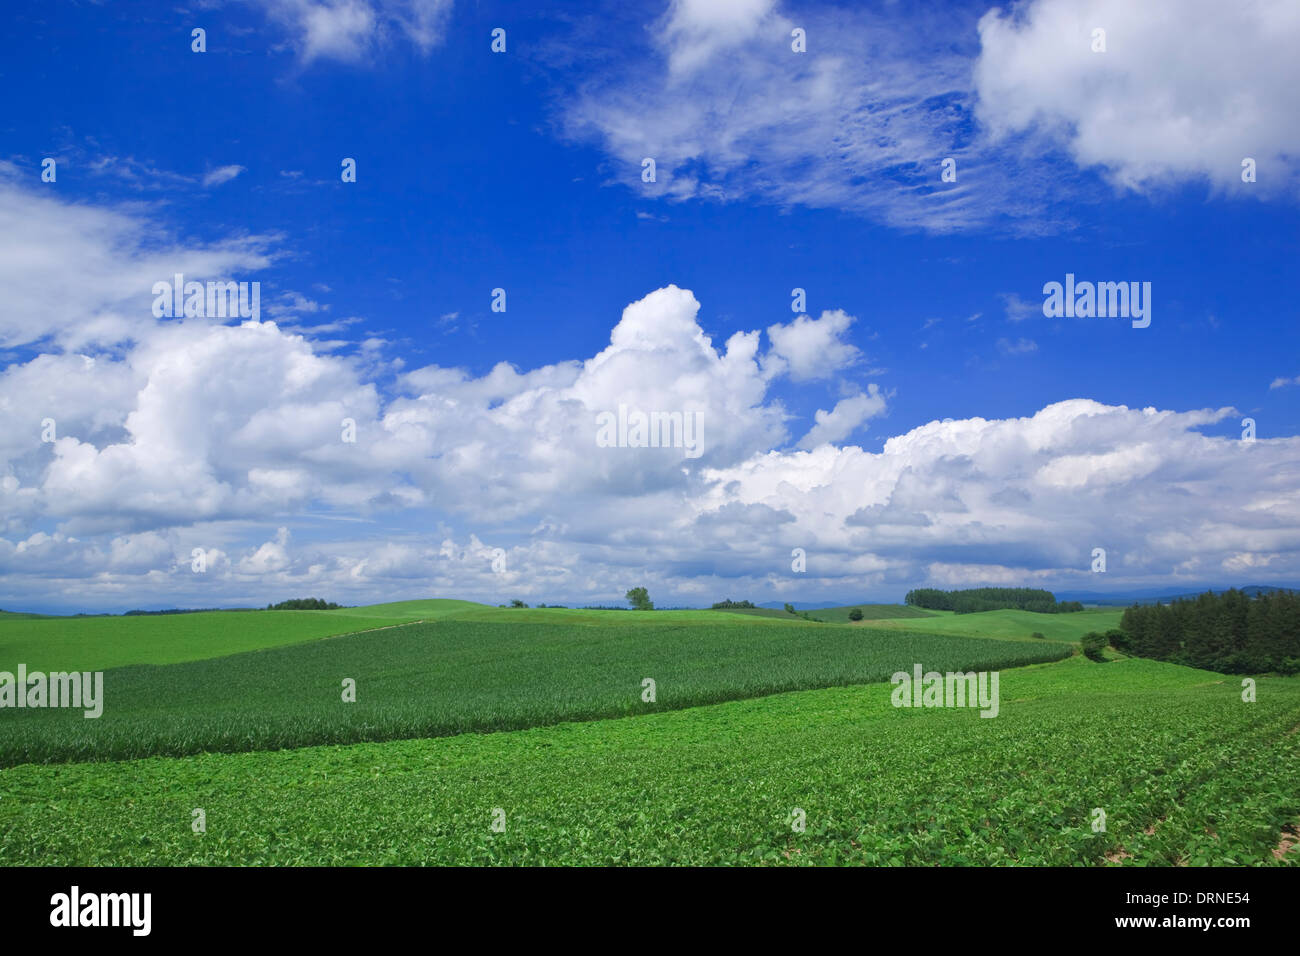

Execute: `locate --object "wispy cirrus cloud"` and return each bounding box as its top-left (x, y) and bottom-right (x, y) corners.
top-left (998, 337), bottom-right (1038, 356)
top-left (557, 0), bottom-right (1011, 233)
top-left (202, 165), bottom-right (247, 188)
top-left (1000, 292), bottom-right (1040, 322)
top-left (0, 162), bottom-right (276, 350)
top-left (551, 0), bottom-right (1299, 233)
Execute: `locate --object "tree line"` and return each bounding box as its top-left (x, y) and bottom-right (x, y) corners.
top-left (904, 587), bottom-right (1084, 614)
top-left (1116, 589), bottom-right (1299, 674)
top-left (266, 598), bottom-right (343, 611)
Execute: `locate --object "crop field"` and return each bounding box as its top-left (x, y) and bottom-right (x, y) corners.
top-left (854, 607), bottom-right (1125, 643)
top-left (2, 601), bottom-right (1295, 868)
top-left (811, 604), bottom-right (939, 623)
top-left (712, 604), bottom-right (937, 622)
top-left (0, 600), bottom-right (827, 676)
top-left (2, 657), bottom-right (1296, 866)
top-left (0, 609), bottom-right (413, 672)
top-left (0, 620), bottom-right (1071, 765)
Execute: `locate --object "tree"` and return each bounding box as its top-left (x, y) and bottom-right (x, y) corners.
top-left (1114, 589), bottom-right (1299, 673)
top-left (509, 599), bottom-right (528, 608)
top-left (783, 603), bottom-right (796, 615)
top-left (1081, 631), bottom-right (1108, 662)
top-left (626, 587), bottom-right (654, 611)
top-left (267, 597), bottom-right (342, 611)
top-left (848, 608), bottom-right (863, 621)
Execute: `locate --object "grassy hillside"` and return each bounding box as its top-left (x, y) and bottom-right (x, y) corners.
top-left (0, 610), bottom-right (50, 621)
top-left (0, 610), bottom-right (410, 671)
top-left (0, 621), bottom-right (1070, 765)
top-left (812, 604), bottom-right (938, 623)
top-left (854, 607), bottom-right (1124, 643)
top-left (323, 599), bottom-right (487, 620)
top-left (4, 657), bottom-right (1295, 866)
top-left (438, 605), bottom-right (819, 626)
top-left (717, 604), bottom-right (936, 622)
top-left (709, 606), bottom-right (807, 620)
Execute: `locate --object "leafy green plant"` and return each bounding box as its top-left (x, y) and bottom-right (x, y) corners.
top-left (1081, 631), bottom-right (1108, 662)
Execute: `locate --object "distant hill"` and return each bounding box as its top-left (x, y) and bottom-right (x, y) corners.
top-left (1055, 585), bottom-right (1297, 606)
top-left (752, 603), bottom-right (937, 622)
top-left (758, 601), bottom-right (847, 611)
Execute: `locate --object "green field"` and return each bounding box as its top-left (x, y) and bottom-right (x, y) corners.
top-left (1, 598), bottom-right (1294, 867)
top-left (0, 621), bottom-right (1070, 765)
top-left (855, 607), bottom-right (1125, 642)
top-left (0, 609), bottom-right (414, 671)
top-left (715, 604), bottom-right (937, 622)
top-left (3, 657), bottom-right (1296, 866)
top-left (812, 604), bottom-right (939, 623)
top-left (0, 600), bottom-right (826, 674)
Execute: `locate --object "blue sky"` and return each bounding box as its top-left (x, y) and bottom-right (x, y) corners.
top-left (1, 0), bottom-right (1298, 611)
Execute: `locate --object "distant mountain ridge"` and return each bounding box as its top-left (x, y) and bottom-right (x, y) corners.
top-left (757, 601), bottom-right (848, 611)
top-left (1054, 585), bottom-right (1296, 606)
top-left (760, 586), bottom-right (1299, 612)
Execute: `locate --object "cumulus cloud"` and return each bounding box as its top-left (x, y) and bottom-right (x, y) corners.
top-left (659, 0), bottom-right (778, 76)
top-left (699, 399), bottom-right (1300, 593)
top-left (974, 0), bottom-right (1300, 193)
top-left (764, 309), bottom-right (860, 382)
top-left (240, 527), bottom-right (293, 574)
top-left (5, 363), bottom-right (1299, 607)
top-left (796, 387), bottom-right (887, 449)
top-left (259, 0), bottom-right (454, 64)
top-left (3, 175), bottom-right (1298, 610)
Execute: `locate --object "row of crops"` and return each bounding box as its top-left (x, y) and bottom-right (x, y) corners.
top-left (2, 658), bottom-right (1295, 865)
top-left (0, 621), bottom-right (1071, 764)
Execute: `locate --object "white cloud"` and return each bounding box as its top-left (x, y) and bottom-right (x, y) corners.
top-left (556, 0), bottom-right (1298, 233)
top-left (260, 0), bottom-right (454, 64)
top-left (202, 165), bottom-right (246, 188)
top-left (559, 4), bottom-right (1026, 232)
top-left (698, 399), bottom-right (1300, 593)
top-left (266, 291), bottom-right (326, 318)
top-left (239, 527), bottom-right (293, 574)
top-left (0, 162), bottom-right (274, 350)
top-left (796, 387), bottom-right (887, 449)
top-left (2, 174), bottom-right (1298, 609)
top-left (659, 0), bottom-right (778, 76)
top-left (764, 309), bottom-right (860, 382)
top-left (1000, 292), bottom-right (1039, 322)
top-left (974, 0), bottom-right (1300, 193)
top-left (997, 337), bottom-right (1038, 356)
